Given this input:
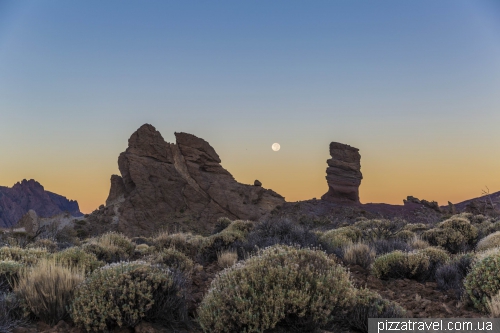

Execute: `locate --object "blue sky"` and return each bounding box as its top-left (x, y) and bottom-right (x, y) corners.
top-left (1, 1), bottom-right (499, 212)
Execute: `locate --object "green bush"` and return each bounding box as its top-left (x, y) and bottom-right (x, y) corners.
top-left (371, 250), bottom-right (430, 280)
top-left (51, 247), bottom-right (104, 273)
top-left (344, 288), bottom-right (407, 333)
top-left (198, 245), bottom-right (356, 333)
top-left (464, 252), bottom-right (500, 312)
top-left (71, 261), bottom-right (188, 332)
top-left (392, 230), bottom-right (416, 242)
top-left (422, 216), bottom-right (478, 253)
top-left (0, 247), bottom-right (47, 265)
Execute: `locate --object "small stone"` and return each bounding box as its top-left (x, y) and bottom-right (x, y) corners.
top-left (254, 180), bottom-right (262, 186)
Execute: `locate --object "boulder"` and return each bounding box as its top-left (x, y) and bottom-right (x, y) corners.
top-left (99, 124), bottom-right (285, 236)
top-left (321, 142), bottom-right (362, 203)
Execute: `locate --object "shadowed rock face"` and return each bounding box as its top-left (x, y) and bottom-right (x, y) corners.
top-left (321, 142), bottom-right (362, 203)
top-left (105, 124), bottom-right (285, 236)
top-left (0, 179), bottom-right (82, 227)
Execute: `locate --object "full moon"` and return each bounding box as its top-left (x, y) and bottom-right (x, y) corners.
top-left (272, 143), bottom-right (280, 151)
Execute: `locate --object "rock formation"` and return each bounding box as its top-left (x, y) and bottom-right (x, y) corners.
top-left (321, 142), bottom-right (362, 203)
top-left (98, 124), bottom-right (285, 236)
top-left (0, 179), bottom-right (82, 228)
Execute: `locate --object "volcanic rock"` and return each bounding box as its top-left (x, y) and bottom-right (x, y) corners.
top-left (321, 142), bottom-right (362, 203)
top-left (0, 179), bottom-right (82, 228)
top-left (100, 124), bottom-right (285, 236)
top-left (254, 180), bottom-right (262, 187)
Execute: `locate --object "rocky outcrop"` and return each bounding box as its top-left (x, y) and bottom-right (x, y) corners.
top-left (98, 124), bottom-right (285, 236)
top-left (321, 142), bottom-right (363, 203)
top-left (0, 179), bottom-right (82, 228)
top-left (404, 196), bottom-right (441, 213)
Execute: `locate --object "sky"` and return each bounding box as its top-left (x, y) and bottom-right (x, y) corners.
top-left (1, 1), bottom-right (499, 214)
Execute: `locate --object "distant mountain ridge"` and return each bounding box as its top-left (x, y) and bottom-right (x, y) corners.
top-left (0, 179), bottom-right (82, 228)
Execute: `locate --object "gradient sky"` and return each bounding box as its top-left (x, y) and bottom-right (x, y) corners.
top-left (1, 1), bottom-right (500, 213)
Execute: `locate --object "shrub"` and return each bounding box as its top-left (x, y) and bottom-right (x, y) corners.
top-left (212, 217), bottom-right (232, 234)
top-left (403, 223), bottom-right (428, 232)
top-left (0, 260), bottom-right (24, 291)
top-left (354, 219), bottom-right (404, 241)
top-left (417, 247), bottom-right (450, 281)
top-left (464, 252), bottom-right (500, 312)
top-left (343, 243), bottom-right (376, 270)
top-left (217, 249), bottom-right (238, 268)
top-left (130, 236), bottom-right (153, 246)
top-left (28, 239), bottom-right (58, 253)
top-left (153, 232), bottom-right (205, 258)
top-left (435, 253), bottom-right (473, 299)
top-left (237, 218), bottom-right (319, 259)
top-left (422, 216), bottom-right (478, 253)
top-left (52, 247), bottom-right (104, 273)
top-left (15, 259), bottom-right (84, 324)
top-left (476, 231), bottom-right (500, 252)
top-left (318, 226), bottom-right (360, 251)
top-left (148, 248), bottom-right (195, 277)
top-left (71, 261), bottom-right (188, 332)
top-left (370, 239), bottom-right (412, 255)
top-left (408, 236), bottom-right (430, 250)
top-left (343, 288), bottom-right (407, 333)
top-left (198, 245), bottom-right (356, 333)
top-left (0, 247), bottom-right (47, 265)
top-left (392, 230), bottom-right (415, 242)
top-left (0, 292), bottom-right (26, 332)
top-left (82, 232), bottom-right (135, 263)
top-left (371, 250), bottom-right (430, 280)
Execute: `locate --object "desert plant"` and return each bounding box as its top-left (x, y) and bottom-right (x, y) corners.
top-left (51, 246), bottom-right (104, 273)
top-left (403, 223), bottom-right (429, 232)
top-left (354, 219), bottom-right (405, 241)
top-left (416, 247), bottom-right (450, 281)
top-left (476, 231), bottom-right (500, 252)
top-left (217, 249), bottom-right (238, 268)
top-left (0, 292), bottom-right (26, 332)
top-left (422, 216), bottom-right (478, 253)
top-left (392, 230), bottom-right (416, 242)
top-left (153, 232), bottom-right (205, 258)
top-left (237, 218), bottom-right (320, 259)
top-left (28, 239), bottom-right (58, 253)
top-left (487, 291), bottom-right (500, 318)
top-left (342, 242), bottom-right (376, 270)
top-left (82, 232), bottom-right (135, 263)
top-left (148, 247), bottom-right (195, 277)
top-left (198, 245), bottom-right (356, 333)
top-left (15, 258), bottom-right (84, 324)
top-left (464, 251), bottom-right (500, 312)
top-left (0, 261), bottom-right (23, 291)
top-left (370, 239), bottom-right (412, 255)
top-left (0, 247), bottom-right (47, 265)
top-left (71, 261), bottom-right (188, 332)
top-left (371, 250), bottom-right (430, 280)
top-left (211, 217), bottom-right (232, 234)
top-left (342, 288), bottom-right (407, 333)
top-left (408, 236), bottom-right (430, 250)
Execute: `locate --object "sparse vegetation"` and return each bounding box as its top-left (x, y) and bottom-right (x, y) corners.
top-left (342, 242), bottom-right (376, 270)
top-left (371, 250), bottom-right (430, 280)
top-left (464, 251), bottom-right (500, 312)
top-left (217, 249), bottom-right (238, 268)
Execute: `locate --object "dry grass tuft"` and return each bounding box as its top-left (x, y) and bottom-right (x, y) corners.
top-left (343, 242), bottom-right (376, 269)
top-left (409, 236), bottom-right (430, 250)
top-left (217, 250), bottom-right (238, 268)
top-left (487, 291), bottom-right (500, 318)
top-left (14, 258), bottom-right (84, 324)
